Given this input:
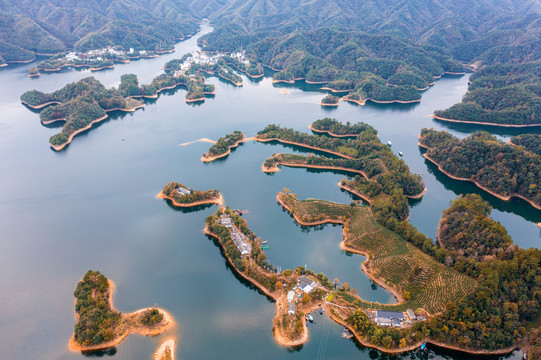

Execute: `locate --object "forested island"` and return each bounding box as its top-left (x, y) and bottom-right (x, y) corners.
top-left (419, 129), bottom-right (541, 209)
top-left (310, 118), bottom-right (377, 137)
top-left (433, 63), bottom-right (541, 127)
top-left (257, 122), bottom-right (425, 199)
top-left (202, 131), bottom-right (246, 162)
top-left (320, 94), bottom-right (339, 106)
top-left (70, 270), bottom-right (173, 351)
top-left (157, 182), bottom-right (222, 207)
top-left (20, 71), bottom-right (215, 150)
top-left (438, 194), bottom-right (514, 262)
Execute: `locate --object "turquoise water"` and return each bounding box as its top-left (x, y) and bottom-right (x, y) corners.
top-left (0, 23), bottom-right (535, 360)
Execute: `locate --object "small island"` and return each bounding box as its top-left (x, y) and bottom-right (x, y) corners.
top-left (201, 131), bottom-right (246, 162)
top-left (319, 94), bottom-right (339, 106)
top-left (157, 182), bottom-right (223, 207)
top-left (70, 270), bottom-right (174, 351)
top-left (419, 128), bottom-right (541, 209)
top-left (310, 118), bottom-right (373, 137)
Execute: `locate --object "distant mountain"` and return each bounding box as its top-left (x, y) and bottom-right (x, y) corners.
top-left (204, 0), bottom-right (541, 64)
top-left (0, 0), bottom-right (202, 62)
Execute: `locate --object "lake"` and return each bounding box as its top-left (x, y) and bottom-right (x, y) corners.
top-left (0, 22), bottom-right (536, 360)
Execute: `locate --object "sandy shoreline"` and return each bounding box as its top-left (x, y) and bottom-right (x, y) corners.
top-left (341, 98), bottom-right (366, 106)
top-left (255, 137), bottom-right (355, 159)
top-left (21, 100), bottom-right (61, 109)
top-left (201, 136), bottom-right (254, 162)
top-left (419, 142), bottom-right (541, 209)
top-left (319, 101), bottom-right (339, 106)
top-left (218, 73), bottom-right (242, 86)
top-left (308, 124), bottom-right (360, 138)
top-left (69, 279), bottom-right (174, 352)
top-left (157, 192), bottom-right (223, 207)
top-left (431, 114), bottom-right (541, 128)
top-left (154, 338), bottom-right (176, 360)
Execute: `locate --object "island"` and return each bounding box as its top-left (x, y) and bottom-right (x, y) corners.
top-left (433, 62), bottom-right (540, 127)
top-left (310, 118), bottom-right (375, 137)
top-left (419, 129), bottom-right (541, 209)
top-left (154, 338), bottom-right (176, 360)
top-left (319, 94), bottom-right (339, 106)
top-left (70, 270), bottom-right (174, 351)
top-left (202, 131), bottom-right (246, 162)
top-left (256, 122), bottom-right (425, 200)
top-left (157, 182), bottom-right (223, 207)
top-left (20, 77), bottom-right (145, 151)
top-left (20, 71), bottom-right (216, 150)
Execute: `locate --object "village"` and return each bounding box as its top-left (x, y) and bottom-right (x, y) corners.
top-left (173, 50), bottom-right (250, 76)
top-left (216, 211), bottom-right (426, 332)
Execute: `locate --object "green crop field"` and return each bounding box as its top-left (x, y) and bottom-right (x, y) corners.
top-left (279, 193), bottom-right (477, 314)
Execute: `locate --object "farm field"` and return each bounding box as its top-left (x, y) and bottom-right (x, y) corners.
top-left (278, 193), bottom-right (477, 315)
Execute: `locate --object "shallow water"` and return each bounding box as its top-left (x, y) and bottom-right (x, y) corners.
top-left (0, 23), bottom-right (535, 360)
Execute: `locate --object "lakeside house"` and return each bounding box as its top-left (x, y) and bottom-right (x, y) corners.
top-left (287, 291), bottom-right (295, 303)
top-left (374, 310), bottom-right (405, 327)
top-left (298, 275), bottom-right (318, 294)
top-left (406, 309), bottom-right (416, 321)
top-left (176, 187), bottom-right (191, 196)
top-left (288, 302), bottom-right (296, 315)
top-left (219, 215), bottom-right (251, 255)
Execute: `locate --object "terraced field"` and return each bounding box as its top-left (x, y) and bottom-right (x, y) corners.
top-left (279, 193), bottom-right (477, 315)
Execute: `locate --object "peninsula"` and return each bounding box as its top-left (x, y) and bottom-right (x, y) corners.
top-left (419, 129), bottom-right (541, 209)
top-left (70, 270), bottom-right (174, 351)
top-left (256, 122), bottom-right (425, 199)
top-left (202, 131), bottom-right (246, 162)
top-left (309, 118), bottom-right (372, 137)
top-left (157, 182), bottom-right (222, 207)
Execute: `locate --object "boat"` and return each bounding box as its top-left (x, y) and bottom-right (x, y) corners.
top-left (341, 328), bottom-right (353, 339)
top-left (398, 151), bottom-right (403, 156)
top-left (305, 314), bottom-right (314, 323)
top-left (387, 141), bottom-right (392, 147)
top-left (261, 240), bottom-right (268, 244)
top-left (262, 246), bottom-right (269, 250)
top-left (420, 343), bottom-right (426, 350)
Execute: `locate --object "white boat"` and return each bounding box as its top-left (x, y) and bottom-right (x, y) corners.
top-left (398, 151), bottom-right (403, 156)
top-left (387, 141), bottom-right (392, 146)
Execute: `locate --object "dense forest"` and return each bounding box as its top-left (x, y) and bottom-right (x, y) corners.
top-left (0, 1), bottom-right (202, 62)
top-left (434, 62), bottom-right (541, 126)
top-left (258, 123), bottom-right (424, 198)
top-left (419, 129), bottom-right (541, 208)
top-left (438, 194), bottom-right (514, 262)
top-left (311, 118), bottom-right (374, 136)
top-left (73, 270), bottom-right (121, 346)
top-left (161, 182), bottom-right (220, 204)
top-left (20, 77), bottom-right (143, 147)
top-left (204, 131), bottom-right (244, 158)
top-left (203, 28), bottom-right (462, 103)
top-left (511, 134), bottom-right (541, 156)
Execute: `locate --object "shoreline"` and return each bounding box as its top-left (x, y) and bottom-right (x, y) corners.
top-left (341, 98), bottom-right (366, 106)
top-left (201, 135), bottom-right (253, 162)
top-left (308, 124), bottom-right (360, 138)
top-left (419, 142), bottom-right (541, 210)
top-left (431, 115), bottom-right (541, 128)
top-left (21, 100), bottom-right (61, 109)
top-left (49, 104), bottom-right (145, 151)
top-left (156, 192), bottom-right (223, 207)
top-left (320, 86), bottom-right (353, 93)
top-left (319, 101), bottom-right (339, 107)
top-left (217, 73), bottom-right (242, 86)
top-left (153, 338), bottom-right (176, 360)
top-left (203, 225), bottom-right (310, 347)
top-left (277, 194), bottom-right (404, 304)
top-left (255, 137), bottom-right (355, 159)
top-left (69, 279), bottom-right (174, 352)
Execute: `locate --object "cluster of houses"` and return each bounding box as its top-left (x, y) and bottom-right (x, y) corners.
top-left (174, 50), bottom-right (251, 74)
top-left (286, 275), bottom-right (319, 315)
top-left (63, 47), bottom-right (130, 63)
top-left (218, 215), bottom-right (251, 255)
top-left (369, 309), bottom-right (426, 328)
top-left (176, 186), bottom-right (191, 196)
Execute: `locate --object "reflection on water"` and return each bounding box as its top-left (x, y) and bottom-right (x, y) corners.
top-left (0, 22), bottom-right (531, 360)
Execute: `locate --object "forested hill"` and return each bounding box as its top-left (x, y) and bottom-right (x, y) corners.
top-left (0, 0), bottom-right (203, 62)
top-left (203, 0), bottom-right (541, 65)
top-left (434, 62), bottom-right (541, 126)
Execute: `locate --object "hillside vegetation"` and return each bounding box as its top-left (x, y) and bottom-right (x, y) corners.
top-left (434, 62), bottom-right (541, 126)
top-left (419, 129), bottom-right (541, 208)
